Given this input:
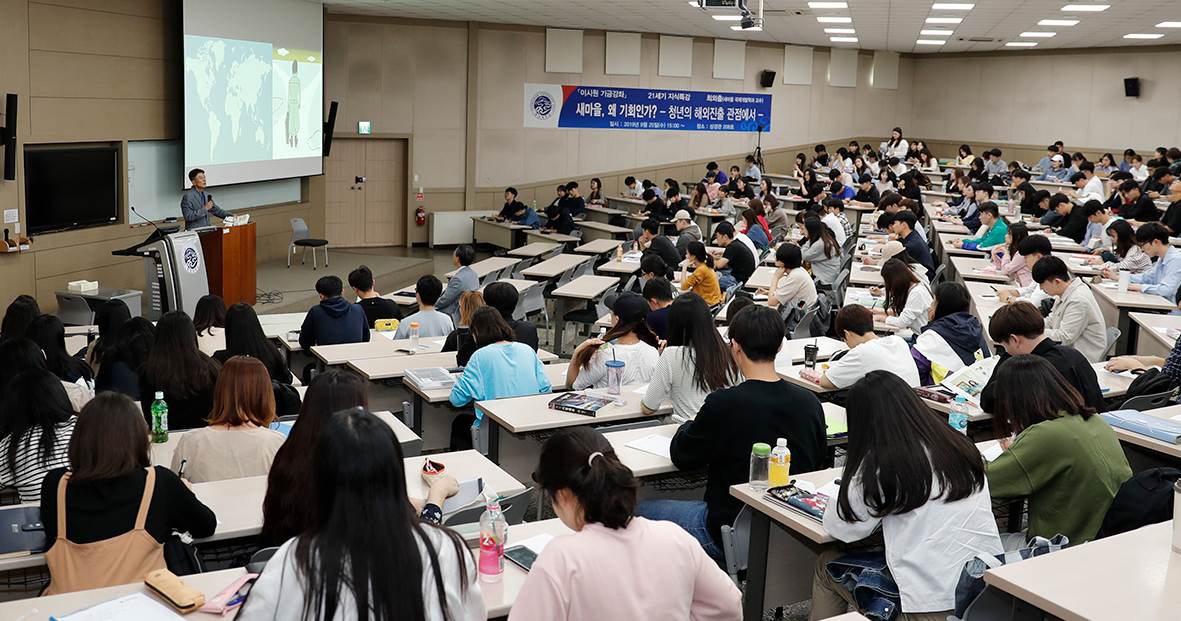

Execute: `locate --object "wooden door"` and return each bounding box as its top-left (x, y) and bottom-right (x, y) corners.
top-left (324, 139), bottom-right (364, 246)
top-left (363, 139), bottom-right (407, 246)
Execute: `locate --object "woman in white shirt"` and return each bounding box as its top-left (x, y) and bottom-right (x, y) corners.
top-left (810, 371), bottom-right (1002, 621)
top-left (568, 292), bottom-right (660, 391)
top-left (801, 218), bottom-right (843, 286)
top-left (875, 258), bottom-right (933, 336)
top-left (238, 407), bottom-right (484, 621)
top-left (510, 428), bottom-right (741, 621)
top-left (762, 243), bottom-right (818, 311)
top-left (642, 293), bottom-right (739, 422)
top-left (193, 294), bottom-right (226, 356)
top-left (882, 127), bottom-right (909, 161)
top-left (170, 356), bottom-right (285, 483)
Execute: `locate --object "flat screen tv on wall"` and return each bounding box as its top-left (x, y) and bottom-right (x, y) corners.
top-left (24, 145), bottom-right (120, 235)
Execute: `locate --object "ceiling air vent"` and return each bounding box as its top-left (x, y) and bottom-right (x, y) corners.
top-left (963, 37), bottom-right (1000, 43)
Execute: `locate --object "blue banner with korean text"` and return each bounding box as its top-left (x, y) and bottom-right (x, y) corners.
top-left (523, 83), bottom-right (771, 132)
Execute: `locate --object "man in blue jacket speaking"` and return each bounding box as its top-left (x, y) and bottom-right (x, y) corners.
top-left (181, 168), bottom-right (232, 229)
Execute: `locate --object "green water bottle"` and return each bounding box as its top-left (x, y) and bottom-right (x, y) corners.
top-left (151, 391), bottom-right (169, 443)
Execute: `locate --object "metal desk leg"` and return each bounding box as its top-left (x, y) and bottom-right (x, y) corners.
top-left (486, 418), bottom-right (501, 463)
top-left (743, 511), bottom-right (771, 621)
top-left (409, 394), bottom-right (423, 436)
top-left (552, 297), bottom-right (568, 357)
top-left (1117, 309), bottom-right (1135, 356)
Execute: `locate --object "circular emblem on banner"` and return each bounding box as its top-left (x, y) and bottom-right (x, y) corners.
top-left (531, 93), bottom-right (554, 120)
top-left (183, 247), bottom-right (200, 273)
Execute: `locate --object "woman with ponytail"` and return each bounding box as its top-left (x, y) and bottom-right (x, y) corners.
top-left (509, 428), bottom-right (740, 621)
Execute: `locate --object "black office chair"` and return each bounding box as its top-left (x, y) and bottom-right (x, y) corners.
top-left (288, 217), bottom-right (329, 269)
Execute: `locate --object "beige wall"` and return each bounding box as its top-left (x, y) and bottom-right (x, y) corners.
top-left (908, 47), bottom-right (1181, 155)
top-left (0, 0), bottom-right (319, 315)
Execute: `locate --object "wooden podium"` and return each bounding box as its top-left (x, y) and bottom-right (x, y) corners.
top-left (198, 222), bottom-right (256, 306)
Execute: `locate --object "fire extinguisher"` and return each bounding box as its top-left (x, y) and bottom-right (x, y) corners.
top-left (415, 206), bottom-right (426, 226)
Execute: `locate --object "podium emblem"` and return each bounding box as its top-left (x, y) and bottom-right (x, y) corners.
top-left (183, 246), bottom-right (200, 273)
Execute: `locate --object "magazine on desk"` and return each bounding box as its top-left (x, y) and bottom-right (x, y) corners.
top-left (940, 356), bottom-right (1000, 406)
top-left (764, 485), bottom-right (830, 522)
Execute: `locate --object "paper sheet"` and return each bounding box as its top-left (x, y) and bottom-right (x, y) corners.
top-left (816, 480), bottom-right (841, 499)
top-left (54, 593), bottom-right (184, 621)
top-left (1104, 369), bottom-right (1138, 379)
top-left (978, 442), bottom-right (1005, 462)
top-left (630, 383), bottom-right (650, 395)
top-left (624, 434), bottom-right (672, 459)
top-left (514, 533), bottom-right (555, 555)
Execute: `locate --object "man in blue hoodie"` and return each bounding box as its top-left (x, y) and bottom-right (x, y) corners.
top-left (298, 275), bottom-right (369, 351)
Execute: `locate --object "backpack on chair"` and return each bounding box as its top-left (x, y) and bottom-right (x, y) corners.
top-left (1097, 467), bottom-right (1181, 538)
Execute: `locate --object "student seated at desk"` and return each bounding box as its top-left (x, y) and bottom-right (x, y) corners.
top-left (672, 209), bottom-right (703, 257)
top-left (298, 275), bottom-right (370, 351)
top-left (888, 210), bottom-right (935, 279)
top-left (638, 188), bottom-right (670, 225)
top-left (1036, 153), bottom-right (1071, 182)
top-left (94, 318), bottom-right (154, 400)
top-left (511, 428), bottom-right (741, 621)
top-left (262, 370), bottom-right (368, 546)
top-left (1120, 179), bottom-right (1160, 224)
top-left (804, 304), bottom-right (920, 389)
top-left (40, 393), bottom-right (217, 594)
top-left (641, 277), bottom-right (674, 340)
top-left (394, 275), bottom-right (456, 340)
top-left (588, 177), bottom-right (604, 205)
top-left (986, 356), bottom-right (1131, 544)
top-left (873, 258), bottom-right (933, 336)
top-left (563, 181), bottom-right (587, 218)
top-left (1032, 257), bottom-right (1107, 363)
top-left (868, 240), bottom-right (930, 286)
top-left (639, 252), bottom-right (673, 284)
top-left (680, 242), bottom-right (724, 306)
top-left (442, 291), bottom-right (483, 367)
top-left (642, 293), bottom-right (739, 423)
top-left (633, 218), bottom-right (681, 269)
top-left (1088, 219), bottom-right (1150, 274)
top-left (761, 243), bottom-right (817, 311)
top-left (980, 302), bottom-right (1104, 414)
top-left (0, 294), bottom-right (39, 344)
top-left (483, 281), bottom-right (539, 351)
top-left (997, 234), bottom-right (1054, 307)
top-left (739, 209), bottom-right (769, 250)
top-left (1129, 153), bottom-right (1149, 181)
top-left (348, 264), bottom-right (402, 327)
top-left (1050, 194), bottom-right (1089, 244)
top-left (192, 294), bottom-right (226, 356)
top-left (1122, 222), bottom-right (1181, 302)
top-left (811, 371), bottom-right (1002, 621)
top-left (622, 175), bottom-right (641, 198)
top-left (568, 293), bottom-right (660, 390)
top-left (1081, 201), bottom-right (1121, 253)
top-left (27, 314), bottom-right (94, 388)
top-left (990, 221), bottom-right (1033, 287)
top-left (438, 245), bottom-right (479, 324)
top-left (497, 186), bottom-right (527, 220)
top-left (170, 356), bottom-right (285, 483)
top-left (85, 298), bottom-right (131, 374)
top-left (543, 191), bottom-right (577, 236)
top-left (139, 311), bottom-right (220, 431)
top-left (1106, 288), bottom-right (1181, 381)
top-left (0, 369), bottom-right (75, 503)
top-left (911, 282), bottom-right (990, 386)
top-left (214, 303), bottom-right (293, 385)
top-left (240, 408), bottom-right (485, 621)
top-left (640, 305), bottom-right (825, 561)
top-left (954, 202), bottom-right (1008, 251)
top-left (849, 173), bottom-right (881, 208)
top-left (801, 217), bottom-right (843, 287)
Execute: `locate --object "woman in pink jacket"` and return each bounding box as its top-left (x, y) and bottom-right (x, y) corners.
top-left (510, 428), bottom-right (741, 621)
top-left (991, 221), bottom-right (1032, 287)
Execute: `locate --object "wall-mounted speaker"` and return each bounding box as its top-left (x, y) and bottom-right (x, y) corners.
top-left (1124, 77), bottom-right (1140, 98)
top-left (1, 94), bottom-right (16, 181)
top-left (323, 100), bottom-right (339, 157)
top-left (759, 70), bottom-right (776, 88)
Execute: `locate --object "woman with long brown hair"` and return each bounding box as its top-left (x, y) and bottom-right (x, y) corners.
top-left (874, 257), bottom-right (933, 336)
top-left (170, 356), bottom-right (285, 483)
top-left (567, 292), bottom-right (660, 390)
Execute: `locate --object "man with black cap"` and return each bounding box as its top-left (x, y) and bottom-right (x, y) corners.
top-left (565, 291), bottom-right (660, 391)
top-left (848, 173), bottom-right (880, 208)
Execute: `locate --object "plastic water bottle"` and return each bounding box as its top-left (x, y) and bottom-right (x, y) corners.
top-left (408, 321), bottom-right (421, 353)
top-left (769, 438), bottom-right (792, 487)
top-left (949, 396), bottom-right (969, 435)
top-left (478, 491), bottom-right (507, 582)
top-left (749, 443), bottom-right (771, 492)
top-left (150, 391), bottom-right (169, 443)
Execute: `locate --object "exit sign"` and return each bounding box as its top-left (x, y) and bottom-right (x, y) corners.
top-left (357, 121), bottom-right (372, 135)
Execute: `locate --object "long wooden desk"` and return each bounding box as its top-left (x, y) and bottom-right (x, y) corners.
top-left (524, 229), bottom-right (579, 245)
top-left (1090, 283), bottom-right (1175, 355)
top-left (349, 348), bottom-right (558, 382)
top-left (1131, 312), bottom-right (1181, 358)
top-left (744, 265), bottom-right (778, 290)
top-left (950, 256), bottom-right (1010, 284)
top-left (446, 256), bottom-right (520, 281)
top-left (549, 275), bottom-right (620, 356)
top-left (573, 238), bottom-right (625, 256)
top-left (401, 363), bottom-right (572, 435)
top-left (578, 220), bottom-right (632, 242)
top-left (507, 241), bottom-right (560, 259)
top-left (473, 216), bottom-right (528, 250)
top-left (984, 522), bottom-right (1180, 621)
top-left (520, 253), bottom-right (590, 279)
top-left (583, 204), bottom-right (626, 223)
top-left (474, 387), bottom-right (672, 462)
top-left (311, 335), bottom-right (446, 366)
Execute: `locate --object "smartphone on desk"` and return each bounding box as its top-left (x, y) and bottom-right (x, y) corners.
top-left (505, 545), bottom-right (539, 572)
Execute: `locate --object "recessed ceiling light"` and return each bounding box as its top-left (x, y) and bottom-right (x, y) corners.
top-left (829, 36), bottom-right (859, 42)
top-left (808, 1), bottom-right (848, 8)
top-left (916, 39), bottom-right (946, 45)
top-left (817, 16), bottom-right (853, 23)
top-left (1156, 22), bottom-right (1181, 28)
top-left (1005, 41), bottom-right (1039, 47)
top-left (712, 15), bottom-right (742, 21)
top-left (731, 25), bottom-right (763, 31)
top-left (1124, 33), bottom-right (1164, 39)
top-left (921, 29), bottom-right (955, 35)
top-left (1020, 31), bottom-right (1057, 37)
top-left (1060, 4), bottom-right (1109, 12)
top-left (925, 17), bottom-right (963, 24)
top-left (1038, 19), bottom-right (1079, 26)
top-left (824, 28), bottom-right (856, 34)
top-left (931, 3), bottom-right (974, 9)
